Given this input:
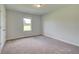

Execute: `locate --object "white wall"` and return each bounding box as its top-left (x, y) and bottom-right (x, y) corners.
top-left (0, 5), bottom-right (6, 53)
top-left (42, 5), bottom-right (79, 46)
top-left (0, 5), bottom-right (1, 44)
top-left (6, 10), bottom-right (42, 40)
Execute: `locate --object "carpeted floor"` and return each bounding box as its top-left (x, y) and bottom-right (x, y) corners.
top-left (2, 36), bottom-right (79, 54)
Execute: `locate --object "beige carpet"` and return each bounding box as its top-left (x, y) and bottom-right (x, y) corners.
top-left (2, 36), bottom-right (79, 54)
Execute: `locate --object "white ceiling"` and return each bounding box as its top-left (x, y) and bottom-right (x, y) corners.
top-left (6, 4), bottom-right (68, 15)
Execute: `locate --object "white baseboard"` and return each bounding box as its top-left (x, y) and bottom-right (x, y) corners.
top-left (43, 33), bottom-right (79, 47)
top-left (7, 34), bottom-right (42, 40)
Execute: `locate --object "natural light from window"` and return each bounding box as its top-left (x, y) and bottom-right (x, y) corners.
top-left (23, 18), bottom-right (32, 31)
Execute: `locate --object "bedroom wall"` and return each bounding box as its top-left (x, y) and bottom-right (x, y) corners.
top-left (6, 10), bottom-right (42, 40)
top-left (42, 5), bottom-right (79, 46)
top-left (0, 5), bottom-right (6, 53)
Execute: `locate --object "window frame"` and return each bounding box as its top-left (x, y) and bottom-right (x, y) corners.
top-left (23, 17), bottom-right (32, 32)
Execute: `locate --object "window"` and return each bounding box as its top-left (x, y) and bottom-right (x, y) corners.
top-left (23, 18), bottom-right (32, 31)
